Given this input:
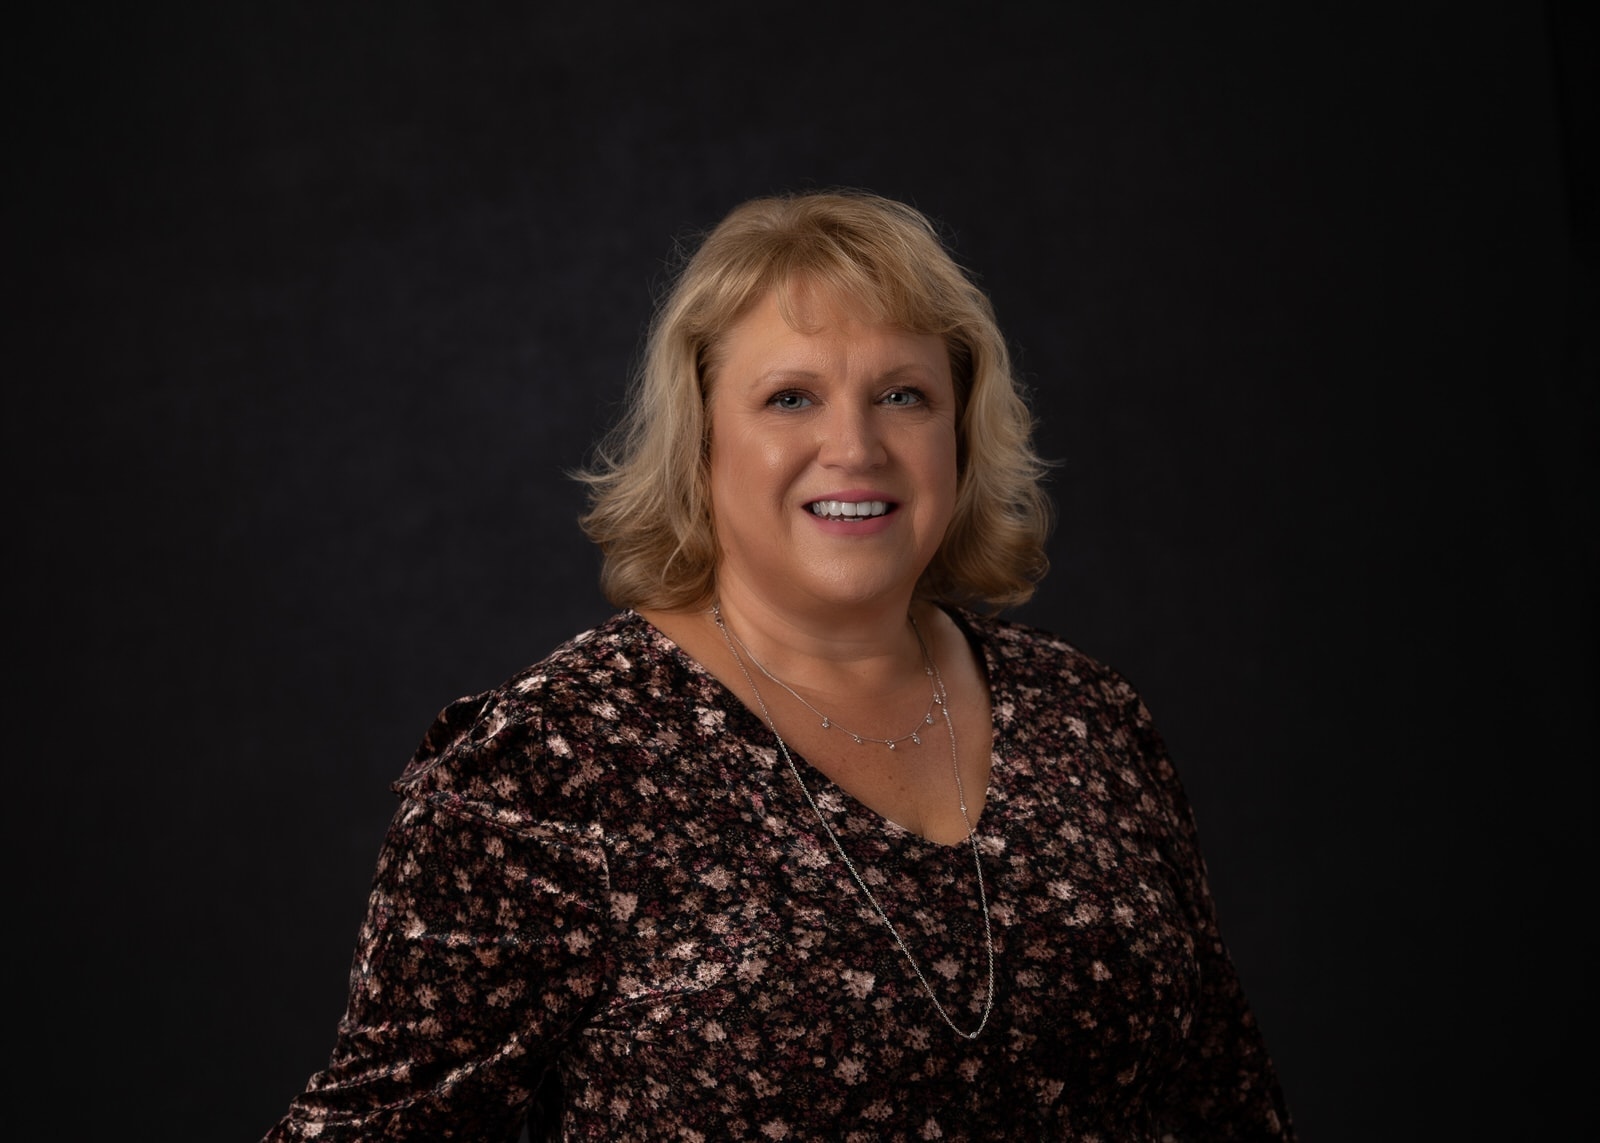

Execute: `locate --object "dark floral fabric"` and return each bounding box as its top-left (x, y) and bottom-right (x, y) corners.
top-left (265, 610), bottom-right (1293, 1141)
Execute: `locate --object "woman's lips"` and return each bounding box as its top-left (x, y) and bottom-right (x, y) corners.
top-left (803, 495), bottom-right (899, 535)
top-left (806, 498), bottom-right (891, 520)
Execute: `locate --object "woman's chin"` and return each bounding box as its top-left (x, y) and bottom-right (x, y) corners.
top-left (775, 569), bottom-right (923, 614)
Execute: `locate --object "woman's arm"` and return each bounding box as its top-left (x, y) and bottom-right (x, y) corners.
top-left (262, 693), bottom-right (614, 1142)
top-left (1127, 689), bottom-right (1297, 1142)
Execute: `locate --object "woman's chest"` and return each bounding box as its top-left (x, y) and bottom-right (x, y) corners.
top-left (577, 733), bottom-right (1202, 1107)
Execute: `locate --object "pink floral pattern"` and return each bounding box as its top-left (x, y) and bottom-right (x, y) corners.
top-left (264, 610), bottom-right (1293, 1140)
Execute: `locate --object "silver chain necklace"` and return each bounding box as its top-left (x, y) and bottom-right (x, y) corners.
top-left (711, 604), bottom-right (997, 1040)
top-left (723, 624), bottom-right (940, 750)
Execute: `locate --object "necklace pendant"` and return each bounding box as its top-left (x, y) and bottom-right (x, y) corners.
top-left (821, 717), bottom-right (830, 728)
top-left (887, 740), bottom-right (896, 751)
top-left (925, 714), bottom-right (934, 725)
top-left (851, 734), bottom-right (863, 744)
top-left (911, 732), bottom-right (921, 745)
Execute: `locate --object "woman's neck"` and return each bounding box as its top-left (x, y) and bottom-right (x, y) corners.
top-left (657, 581), bottom-right (934, 698)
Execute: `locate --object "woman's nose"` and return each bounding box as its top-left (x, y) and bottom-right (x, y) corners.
top-left (818, 404), bottom-right (887, 469)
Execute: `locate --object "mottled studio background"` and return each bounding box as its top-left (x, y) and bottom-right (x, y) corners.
top-left (9, 2), bottom-right (1593, 1139)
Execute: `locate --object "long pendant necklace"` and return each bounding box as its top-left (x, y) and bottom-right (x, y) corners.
top-left (711, 604), bottom-right (997, 1040)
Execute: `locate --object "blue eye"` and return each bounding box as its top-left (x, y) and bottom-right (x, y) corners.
top-left (769, 391), bottom-right (812, 410)
top-left (881, 388), bottom-right (924, 407)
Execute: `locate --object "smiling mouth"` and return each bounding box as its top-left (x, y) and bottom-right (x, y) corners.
top-left (807, 499), bottom-right (892, 520)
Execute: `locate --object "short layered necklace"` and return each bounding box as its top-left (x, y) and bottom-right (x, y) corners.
top-left (712, 604), bottom-right (997, 1040)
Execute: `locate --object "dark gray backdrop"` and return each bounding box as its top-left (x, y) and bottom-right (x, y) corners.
top-left (10, 2), bottom-right (1593, 1139)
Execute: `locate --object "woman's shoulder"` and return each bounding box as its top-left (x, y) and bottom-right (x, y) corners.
top-left (953, 605), bottom-right (1184, 800)
top-left (951, 607), bottom-right (1169, 766)
top-left (952, 608), bottom-right (1141, 700)
top-left (391, 611), bottom-right (680, 821)
top-left (492, 608), bottom-right (683, 713)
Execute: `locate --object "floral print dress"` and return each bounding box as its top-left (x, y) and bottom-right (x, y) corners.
top-left (264, 610), bottom-right (1294, 1141)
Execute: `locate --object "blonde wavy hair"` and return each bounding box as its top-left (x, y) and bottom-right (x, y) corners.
top-left (578, 190), bottom-right (1051, 612)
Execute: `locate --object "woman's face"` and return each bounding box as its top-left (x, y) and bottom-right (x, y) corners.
top-left (705, 285), bottom-right (959, 618)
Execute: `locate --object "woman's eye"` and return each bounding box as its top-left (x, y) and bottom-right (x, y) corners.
top-left (769, 391), bottom-right (812, 410)
top-left (881, 388), bottom-right (924, 407)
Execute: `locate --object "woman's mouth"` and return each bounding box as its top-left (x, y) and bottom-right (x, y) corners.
top-left (807, 499), bottom-right (891, 520)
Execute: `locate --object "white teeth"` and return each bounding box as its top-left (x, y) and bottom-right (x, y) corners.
top-left (808, 500), bottom-right (889, 519)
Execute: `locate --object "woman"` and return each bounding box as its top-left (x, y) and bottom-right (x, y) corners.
top-left (264, 191), bottom-right (1294, 1140)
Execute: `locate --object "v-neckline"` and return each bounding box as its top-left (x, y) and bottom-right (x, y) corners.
top-left (633, 607), bottom-right (1007, 851)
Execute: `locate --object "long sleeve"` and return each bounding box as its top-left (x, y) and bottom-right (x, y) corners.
top-left (263, 693), bottom-right (615, 1142)
top-left (1127, 691), bottom-right (1296, 1141)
